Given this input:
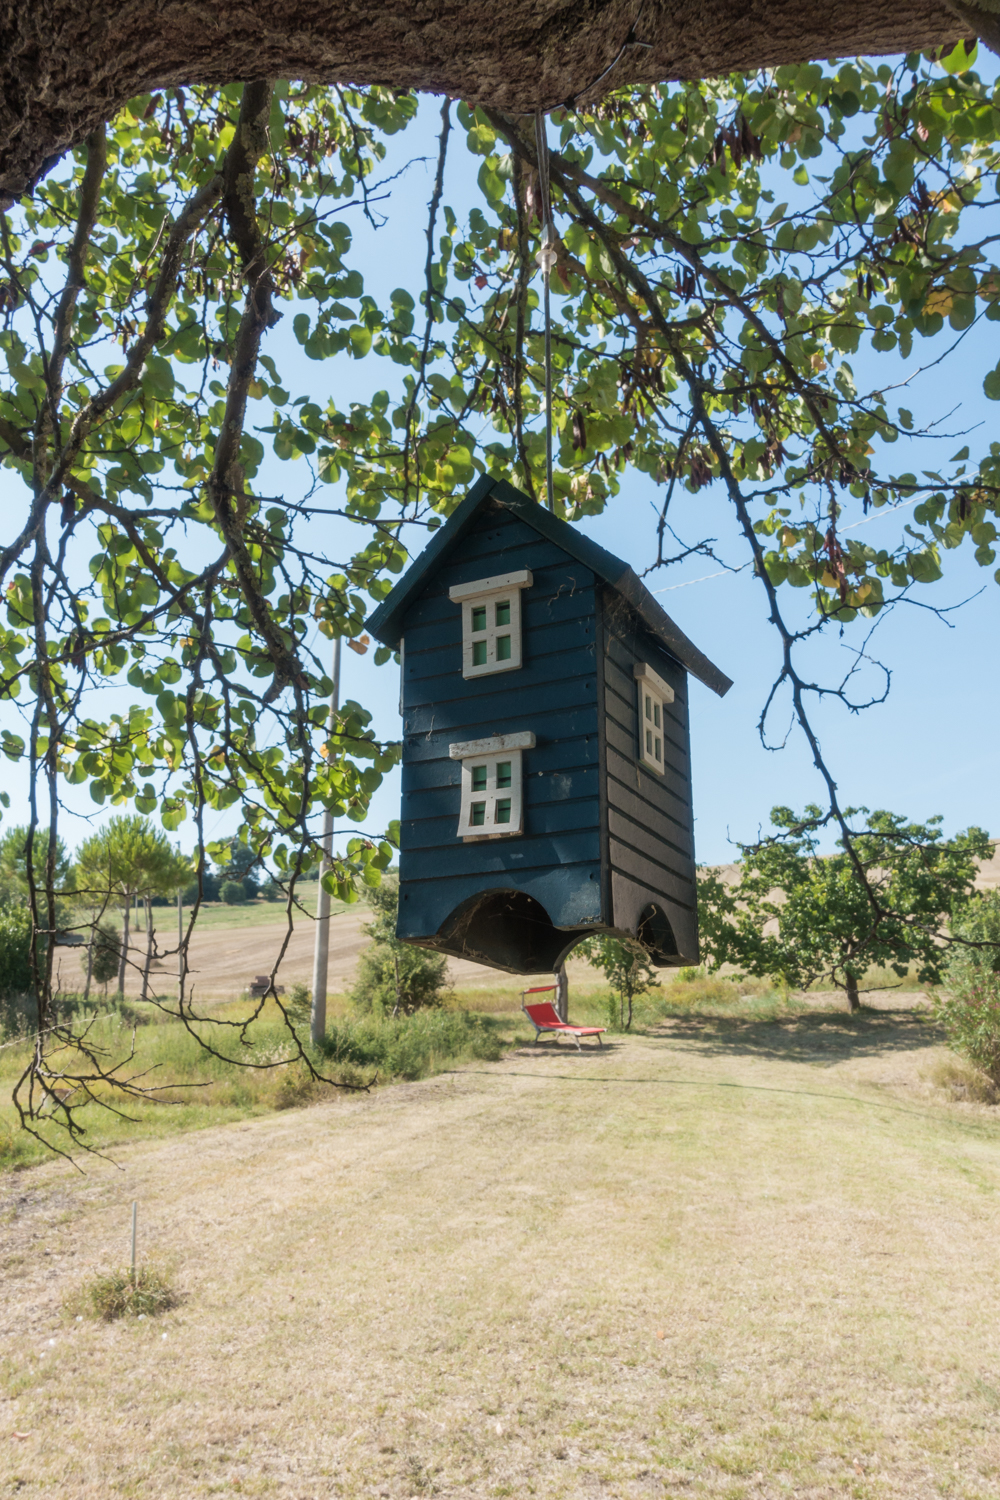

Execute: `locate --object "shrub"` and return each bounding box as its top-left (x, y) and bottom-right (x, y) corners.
top-left (181, 871), bottom-right (220, 905)
top-left (220, 879), bottom-right (248, 906)
top-left (0, 902), bottom-right (33, 995)
top-left (323, 1009), bottom-right (503, 1079)
top-left (938, 891), bottom-right (1000, 1084)
top-left (85, 921), bottom-right (121, 991)
top-left (577, 934), bottom-right (659, 1030)
top-left (75, 1264), bottom-right (178, 1321)
top-left (350, 877), bottom-right (450, 1015)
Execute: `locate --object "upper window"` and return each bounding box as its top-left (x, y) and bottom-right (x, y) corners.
top-left (634, 663), bottom-right (675, 776)
top-left (449, 732), bottom-right (535, 840)
top-left (449, 570), bottom-right (532, 678)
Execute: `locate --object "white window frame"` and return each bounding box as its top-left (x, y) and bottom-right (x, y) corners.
top-left (449, 732), bottom-right (535, 840)
top-left (449, 570), bottom-right (532, 679)
top-left (634, 662), bottom-right (675, 776)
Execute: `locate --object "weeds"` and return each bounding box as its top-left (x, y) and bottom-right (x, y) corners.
top-left (926, 1055), bottom-right (999, 1106)
top-left (0, 1002), bottom-right (513, 1169)
top-left (71, 1263), bottom-right (178, 1321)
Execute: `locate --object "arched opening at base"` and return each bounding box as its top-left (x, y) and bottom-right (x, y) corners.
top-left (425, 889), bottom-right (595, 974)
top-left (637, 903), bottom-right (679, 964)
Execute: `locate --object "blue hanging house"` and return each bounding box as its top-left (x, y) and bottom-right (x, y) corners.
top-left (365, 475), bottom-right (732, 974)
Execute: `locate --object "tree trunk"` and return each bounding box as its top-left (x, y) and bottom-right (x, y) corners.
top-left (82, 908), bottom-right (95, 1003)
top-left (117, 900), bottom-right (130, 998)
top-left (846, 973), bottom-right (861, 1013)
top-left (0, 1), bottom-right (966, 209)
top-left (141, 897), bottom-right (154, 1002)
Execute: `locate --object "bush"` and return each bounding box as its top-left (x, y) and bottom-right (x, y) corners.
top-left (0, 902), bottom-right (33, 994)
top-left (323, 1009), bottom-right (503, 1078)
top-left (181, 871), bottom-right (220, 905)
top-left (350, 876), bottom-right (450, 1015)
top-left (938, 891), bottom-right (1000, 1084)
top-left (220, 879), bottom-right (248, 906)
top-left (75, 1263), bottom-right (178, 1321)
top-left (85, 921), bottom-right (121, 990)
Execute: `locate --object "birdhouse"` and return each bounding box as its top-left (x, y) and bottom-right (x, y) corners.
top-left (365, 475), bottom-right (732, 974)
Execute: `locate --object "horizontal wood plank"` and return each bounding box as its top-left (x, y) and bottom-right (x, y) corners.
top-left (402, 796), bottom-right (600, 850)
top-left (403, 739), bottom-right (600, 790)
top-left (606, 773), bottom-right (694, 856)
top-left (404, 764), bottom-right (601, 818)
top-left (604, 716), bottom-right (690, 804)
top-left (607, 808), bottom-right (694, 879)
top-left (401, 826), bottom-right (601, 882)
top-left (609, 835), bottom-right (696, 909)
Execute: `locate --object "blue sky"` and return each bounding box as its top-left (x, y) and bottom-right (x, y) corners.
top-left (2, 80), bottom-right (998, 867)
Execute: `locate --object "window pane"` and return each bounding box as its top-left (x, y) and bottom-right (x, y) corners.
top-left (471, 802), bottom-right (486, 826)
top-left (496, 761), bottom-right (512, 788)
top-left (496, 634), bottom-right (511, 661)
top-left (471, 765), bottom-right (487, 791)
top-left (653, 702), bottom-right (661, 728)
top-left (654, 737), bottom-right (661, 762)
top-left (645, 694), bottom-right (652, 720)
top-left (471, 605), bottom-right (487, 632)
top-left (646, 729), bottom-right (652, 754)
top-left (495, 599), bottom-right (511, 626)
top-left (495, 799), bottom-right (511, 824)
top-left (472, 639), bottom-right (487, 666)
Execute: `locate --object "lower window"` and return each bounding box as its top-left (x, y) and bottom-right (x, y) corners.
top-left (449, 732), bottom-right (534, 839)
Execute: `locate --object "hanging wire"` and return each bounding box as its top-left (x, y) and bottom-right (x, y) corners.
top-left (534, 110), bottom-right (556, 513)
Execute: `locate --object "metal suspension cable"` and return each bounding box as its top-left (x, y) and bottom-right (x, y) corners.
top-left (534, 109), bottom-right (556, 513)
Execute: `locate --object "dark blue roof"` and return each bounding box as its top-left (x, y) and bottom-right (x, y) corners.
top-left (365, 475), bottom-right (732, 697)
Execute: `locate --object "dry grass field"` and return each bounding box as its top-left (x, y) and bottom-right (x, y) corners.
top-left (2, 1007), bottom-right (1000, 1499)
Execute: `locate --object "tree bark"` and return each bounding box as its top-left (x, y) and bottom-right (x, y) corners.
top-left (0, 1), bottom-right (966, 209)
top-left (82, 910), bottom-right (94, 1004)
top-left (117, 900), bottom-right (130, 998)
top-left (846, 973), bottom-right (861, 1013)
top-left (141, 897), bottom-right (154, 1002)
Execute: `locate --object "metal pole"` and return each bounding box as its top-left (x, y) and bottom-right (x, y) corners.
top-left (311, 635), bottom-right (342, 1046)
top-left (130, 1200), bottom-right (137, 1283)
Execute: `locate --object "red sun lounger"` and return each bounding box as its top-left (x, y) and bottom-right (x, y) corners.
top-left (521, 987), bottom-right (606, 1050)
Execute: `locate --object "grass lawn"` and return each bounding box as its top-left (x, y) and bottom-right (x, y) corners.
top-left (2, 1002), bottom-right (1000, 1498)
top-left (114, 884), bottom-right (350, 933)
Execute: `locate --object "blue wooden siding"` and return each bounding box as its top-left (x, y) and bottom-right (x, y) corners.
top-left (397, 504), bottom-right (604, 943)
top-left (600, 589), bottom-right (699, 958)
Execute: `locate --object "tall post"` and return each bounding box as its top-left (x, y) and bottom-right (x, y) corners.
top-left (555, 962), bottom-right (568, 1023)
top-left (310, 635), bottom-right (342, 1046)
top-left (177, 885), bottom-right (184, 1005)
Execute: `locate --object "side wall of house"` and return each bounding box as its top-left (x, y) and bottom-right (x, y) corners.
top-left (599, 586), bottom-right (699, 964)
top-left (397, 501), bottom-right (603, 962)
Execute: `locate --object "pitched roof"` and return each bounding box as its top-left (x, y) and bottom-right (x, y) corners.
top-left (365, 475), bottom-right (732, 697)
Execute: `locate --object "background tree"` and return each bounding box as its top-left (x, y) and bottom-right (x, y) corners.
top-left (0, 825), bottom-right (72, 905)
top-left (215, 839), bottom-right (262, 899)
top-left (699, 806), bottom-right (992, 1010)
top-left (578, 934), bottom-right (660, 1030)
top-left (351, 876), bottom-right (450, 1016)
top-left (937, 889), bottom-right (1000, 1081)
top-left (83, 920), bottom-right (122, 999)
top-left (76, 815), bottom-right (188, 997)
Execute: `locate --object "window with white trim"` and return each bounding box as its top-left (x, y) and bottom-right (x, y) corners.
top-left (449, 732), bottom-right (535, 839)
top-left (449, 570), bottom-right (532, 678)
top-left (634, 662), bottom-right (675, 776)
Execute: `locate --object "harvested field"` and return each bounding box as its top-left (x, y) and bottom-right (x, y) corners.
top-left (71, 906), bottom-right (603, 1004)
top-left (2, 1008), bottom-right (1000, 1498)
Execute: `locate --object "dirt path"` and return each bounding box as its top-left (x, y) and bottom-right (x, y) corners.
top-left (3, 1012), bottom-right (1000, 1498)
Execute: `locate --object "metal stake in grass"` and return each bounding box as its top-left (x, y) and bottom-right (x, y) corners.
top-left (131, 1201), bottom-right (137, 1285)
